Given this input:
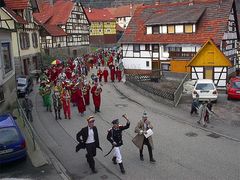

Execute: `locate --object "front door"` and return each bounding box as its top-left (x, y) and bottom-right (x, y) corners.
top-left (152, 60), bottom-right (160, 70)
top-left (204, 67), bottom-right (213, 79)
top-left (23, 58), bottom-right (29, 75)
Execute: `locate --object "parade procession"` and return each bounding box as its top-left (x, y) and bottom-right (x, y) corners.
top-left (38, 48), bottom-right (123, 120)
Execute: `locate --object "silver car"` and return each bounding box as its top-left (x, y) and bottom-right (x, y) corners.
top-left (16, 76), bottom-right (33, 98)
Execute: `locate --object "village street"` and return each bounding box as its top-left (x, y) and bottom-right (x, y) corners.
top-left (14, 79), bottom-right (240, 180)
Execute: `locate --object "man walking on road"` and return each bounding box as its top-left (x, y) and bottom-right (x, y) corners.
top-left (22, 94), bottom-right (33, 122)
top-left (107, 114), bottom-right (130, 174)
top-left (76, 116), bottom-right (102, 173)
top-left (133, 112), bottom-right (156, 163)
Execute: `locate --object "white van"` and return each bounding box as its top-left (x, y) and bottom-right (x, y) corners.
top-left (192, 79), bottom-right (218, 102)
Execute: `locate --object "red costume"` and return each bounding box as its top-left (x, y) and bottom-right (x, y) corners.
top-left (103, 68), bottom-right (109, 82)
top-left (71, 86), bottom-right (78, 106)
top-left (97, 69), bottom-right (103, 82)
top-left (115, 68), bottom-right (122, 82)
top-left (62, 89), bottom-right (71, 119)
top-left (91, 84), bottom-right (102, 112)
top-left (83, 84), bottom-right (91, 105)
top-left (76, 88), bottom-right (86, 114)
top-left (110, 66), bottom-right (115, 82)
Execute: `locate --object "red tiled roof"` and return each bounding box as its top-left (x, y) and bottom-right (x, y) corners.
top-left (107, 4), bottom-right (143, 18)
top-left (43, 24), bottom-right (67, 36)
top-left (4, 0), bottom-right (29, 10)
top-left (85, 8), bottom-right (115, 22)
top-left (119, 0), bottom-right (236, 46)
top-left (2, 7), bottom-right (28, 24)
top-left (34, 0), bottom-right (73, 25)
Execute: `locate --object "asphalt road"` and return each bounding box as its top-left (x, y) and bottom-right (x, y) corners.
top-left (30, 80), bottom-right (240, 180)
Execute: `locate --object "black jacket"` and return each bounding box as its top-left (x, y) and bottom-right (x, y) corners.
top-left (107, 122), bottom-right (130, 147)
top-left (76, 126), bottom-right (102, 152)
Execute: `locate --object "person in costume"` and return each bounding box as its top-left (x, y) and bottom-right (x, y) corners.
top-left (91, 82), bottom-right (102, 113)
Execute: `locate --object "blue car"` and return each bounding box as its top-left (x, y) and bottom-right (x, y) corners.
top-left (0, 113), bottom-right (27, 164)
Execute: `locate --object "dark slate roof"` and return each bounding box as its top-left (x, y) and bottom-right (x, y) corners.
top-left (119, 0), bottom-right (237, 46)
top-left (145, 6), bottom-right (205, 25)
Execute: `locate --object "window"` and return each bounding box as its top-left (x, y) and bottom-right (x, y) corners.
top-left (161, 63), bottom-right (170, 71)
top-left (133, 44), bottom-right (140, 52)
top-left (19, 32), bottom-right (30, 49)
top-left (32, 33), bottom-right (38, 48)
top-left (25, 10), bottom-right (32, 23)
top-left (152, 25), bottom-right (159, 34)
top-left (185, 24), bottom-right (193, 33)
top-left (52, 37), bottom-right (56, 43)
top-left (76, 14), bottom-right (80, 19)
top-left (146, 61), bottom-right (149, 67)
top-left (175, 25), bottom-right (183, 33)
top-left (1, 42), bottom-right (12, 74)
top-left (145, 44), bottom-right (150, 51)
top-left (152, 44), bottom-right (159, 52)
top-left (167, 25), bottom-right (174, 33)
top-left (0, 86), bottom-right (4, 103)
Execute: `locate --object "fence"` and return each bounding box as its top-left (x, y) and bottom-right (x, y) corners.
top-left (16, 98), bottom-right (36, 150)
top-left (125, 70), bottom-right (190, 106)
top-left (173, 73), bottom-right (190, 107)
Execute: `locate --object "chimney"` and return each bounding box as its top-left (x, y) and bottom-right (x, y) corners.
top-left (155, 0), bottom-right (160, 6)
top-left (189, 0), bottom-right (194, 6)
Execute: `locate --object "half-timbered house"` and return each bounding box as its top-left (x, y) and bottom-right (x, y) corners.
top-left (33, 0), bottom-right (90, 59)
top-left (119, 0), bottom-right (240, 88)
top-left (85, 8), bottom-right (117, 46)
top-left (4, 0), bottom-right (41, 75)
top-left (0, 5), bottom-right (25, 112)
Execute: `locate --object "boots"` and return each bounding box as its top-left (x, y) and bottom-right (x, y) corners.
top-left (140, 149), bottom-right (144, 161)
top-left (112, 156), bottom-right (117, 164)
top-left (119, 163), bottom-right (125, 174)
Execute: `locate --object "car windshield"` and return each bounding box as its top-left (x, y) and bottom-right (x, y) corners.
top-left (0, 127), bottom-right (20, 145)
top-left (233, 81), bottom-right (240, 88)
top-left (196, 83), bottom-right (215, 90)
top-left (17, 78), bottom-right (27, 86)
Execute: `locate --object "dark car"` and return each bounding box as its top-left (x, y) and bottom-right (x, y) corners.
top-left (227, 77), bottom-right (240, 100)
top-left (17, 75), bottom-right (33, 97)
top-left (0, 113), bottom-right (27, 164)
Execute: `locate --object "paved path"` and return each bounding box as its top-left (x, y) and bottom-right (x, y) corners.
top-left (30, 77), bottom-right (240, 180)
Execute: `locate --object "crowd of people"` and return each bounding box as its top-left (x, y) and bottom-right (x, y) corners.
top-left (37, 48), bottom-right (123, 120)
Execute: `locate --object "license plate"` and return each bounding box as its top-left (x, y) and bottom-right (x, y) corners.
top-left (200, 90), bottom-right (209, 93)
top-left (0, 149), bottom-right (13, 155)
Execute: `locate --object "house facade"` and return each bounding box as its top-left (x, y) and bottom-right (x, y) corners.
top-left (0, 6), bottom-right (20, 113)
top-left (4, 0), bottom-right (41, 75)
top-left (34, 0), bottom-right (90, 59)
top-left (119, 0), bottom-right (239, 88)
top-left (85, 8), bottom-right (117, 46)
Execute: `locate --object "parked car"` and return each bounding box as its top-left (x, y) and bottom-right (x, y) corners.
top-left (0, 113), bottom-right (27, 164)
top-left (192, 79), bottom-right (218, 102)
top-left (17, 75), bottom-right (33, 97)
top-left (226, 77), bottom-right (240, 100)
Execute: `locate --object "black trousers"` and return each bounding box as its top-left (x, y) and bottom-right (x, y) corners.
top-left (139, 137), bottom-right (153, 159)
top-left (85, 142), bottom-right (96, 170)
top-left (54, 108), bottom-right (61, 119)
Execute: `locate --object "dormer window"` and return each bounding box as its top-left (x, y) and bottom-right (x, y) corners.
top-left (152, 25), bottom-right (159, 34)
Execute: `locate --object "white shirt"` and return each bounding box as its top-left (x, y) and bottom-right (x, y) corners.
top-left (86, 126), bottom-right (95, 144)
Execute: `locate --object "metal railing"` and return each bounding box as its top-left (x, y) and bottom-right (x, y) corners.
top-left (16, 98), bottom-right (36, 150)
top-left (173, 73), bottom-right (190, 107)
top-left (126, 70), bottom-right (190, 106)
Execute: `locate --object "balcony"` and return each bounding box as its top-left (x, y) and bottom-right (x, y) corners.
top-left (169, 51), bottom-right (196, 59)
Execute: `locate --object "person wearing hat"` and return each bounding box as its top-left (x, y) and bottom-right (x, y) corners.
top-left (107, 114), bottom-right (130, 174)
top-left (52, 86), bottom-right (62, 120)
top-left (76, 116), bottom-right (102, 173)
top-left (133, 112), bottom-right (156, 163)
top-left (22, 94), bottom-right (33, 122)
top-left (61, 88), bottom-right (71, 119)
